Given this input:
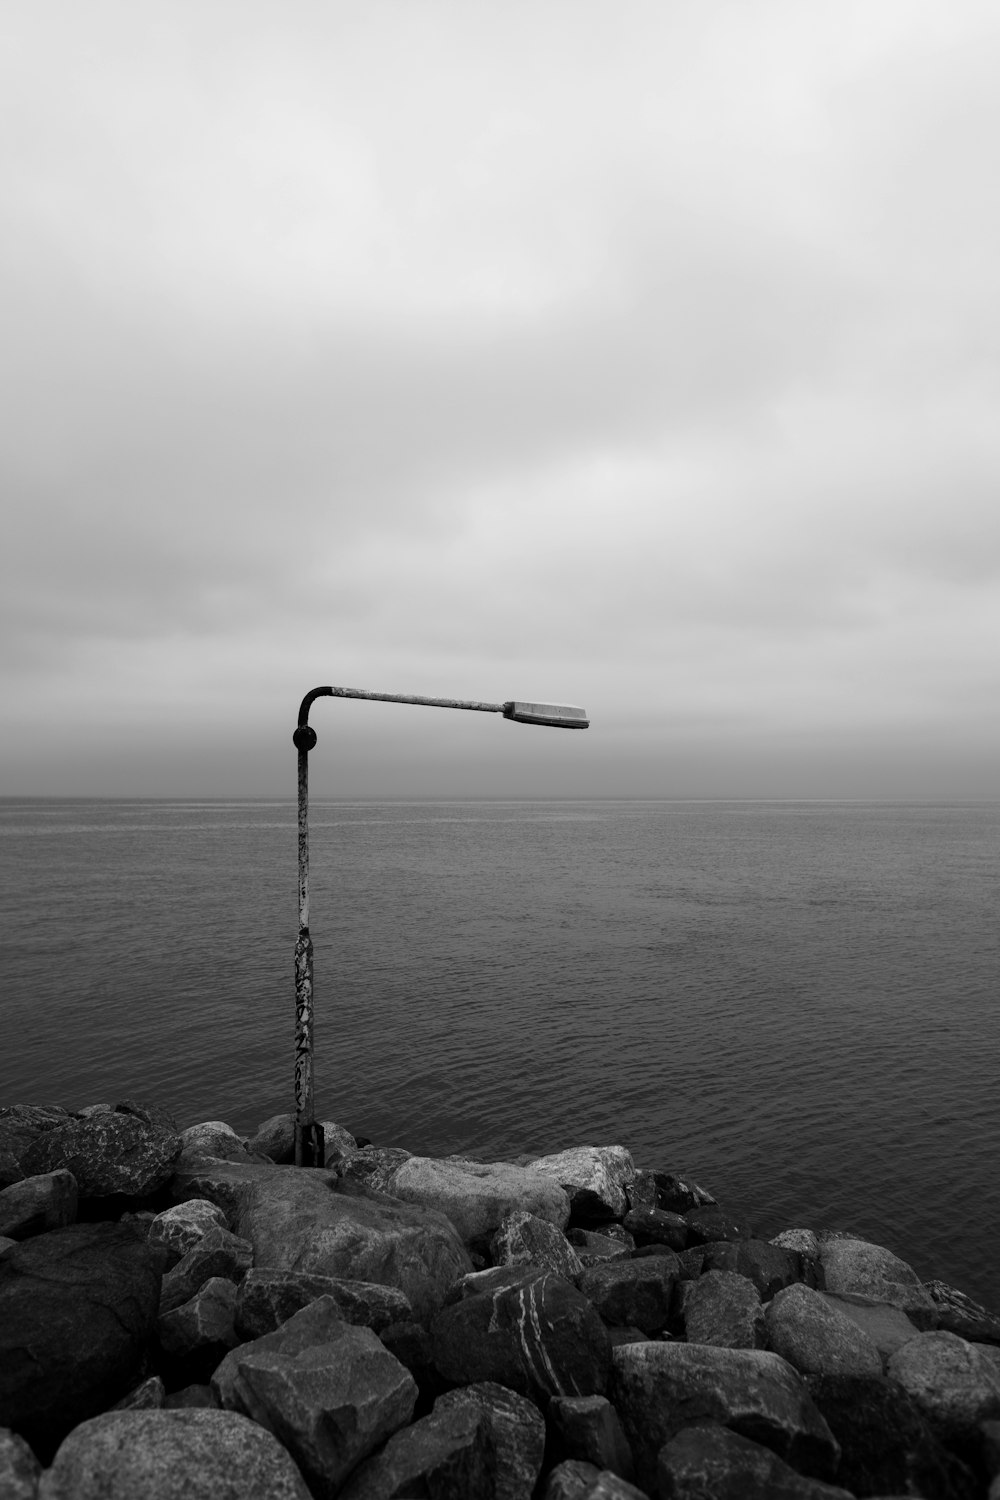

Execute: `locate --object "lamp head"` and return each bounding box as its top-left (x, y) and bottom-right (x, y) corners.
top-left (502, 701), bottom-right (589, 729)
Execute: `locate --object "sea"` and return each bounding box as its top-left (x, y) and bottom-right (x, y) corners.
top-left (1, 797), bottom-right (998, 1308)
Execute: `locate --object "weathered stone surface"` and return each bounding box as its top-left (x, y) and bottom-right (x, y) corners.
top-left (0, 1169), bottom-right (77, 1239)
top-left (815, 1290), bottom-right (919, 1360)
top-left (527, 1147), bottom-right (636, 1222)
top-left (213, 1295), bottom-right (417, 1495)
top-left (541, 1461), bottom-right (647, 1499)
top-left (431, 1268), bottom-right (611, 1406)
top-left (37, 1408), bottom-right (311, 1499)
top-left (567, 1229), bottom-right (631, 1268)
top-left (175, 1120), bottom-right (251, 1167)
top-left (20, 1114), bottom-right (181, 1198)
top-left (436, 1381), bottom-right (546, 1500)
top-left (249, 1113), bottom-right (297, 1163)
top-left (610, 1341), bottom-right (839, 1491)
top-left (697, 1238), bottom-right (804, 1298)
top-left (0, 1427), bottom-right (42, 1500)
top-left (158, 1227), bottom-right (252, 1313)
top-left (320, 1121), bottom-right (358, 1166)
top-left (380, 1155), bottom-right (570, 1243)
top-left (159, 1275), bottom-right (239, 1357)
top-left (805, 1371), bottom-right (980, 1500)
top-left (818, 1235), bottom-right (937, 1326)
top-left (112, 1375), bottom-right (166, 1410)
top-left (548, 1394), bottom-right (635, 1482)
top-left (622, 1206), bottom-right (688, 1251)
top-left (0, 1105), bottom-right (68, 1167)
top-left (677, 1269), bottom-right (765, 1348)
top-left (173, 1158), bottom-right (471, 1323)
top-left (656, 1422), bottom-right (854, 1499)
top-left (147, 1200), bottom-right (229, 1264)
top-left (0, 1221), bottom-right (161, 1460)
top-left (235, 1266), bottom-right (412, 1339)
top-left (337, 1146), bottom-right (413, 1192)
top-left (0, 1154), bottom-right (24, 1189)
top-left (338, 1402), bottom-right (493, 1499)
top-left (765, 1282), bottom-right (884, 1377)
top-left (925, 1279), bottom-right (1000, 1345)
top-left (492, 1209), bottom-right (584, 1278)
top-left (577, 1253), bottom-right (680, 1335)
top-left (114, 1100), bottom-right (180, 1135)
top-left (683, 1204), bottom-right (753, 1244)
top-left (888, 1329), bottom-right (1000, 1437)
top-left (627, 1170), bottom-right (716, 1215)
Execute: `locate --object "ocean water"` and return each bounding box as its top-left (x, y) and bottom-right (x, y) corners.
top-left (1, 797), bottom-right (998, 1307)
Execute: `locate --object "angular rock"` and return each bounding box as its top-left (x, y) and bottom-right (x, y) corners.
top-left (114, 1099), bottom-right (180, 1134)
top-left (235, 1267), bottom-right (412, 1340)
top-left (338, 1401), bottom-right (493, 1499)
top-left (320, 1121), bottom-right (358, 1167)
top-left (175, 1120), bottom-right (251, 1167)
top-left (818, 1236), bottom-right (937, 1326)
top-left (805, 1371), bottom-right (980, 1500)
top-left (527, 1147), bottom-right (636, 1222)
top-left (925, 1279), bottom-right (1000, 1345)
top-left (20, 1113), bottom-right (181, 1198)
top-left (541, 1461), bottom-right (647, 1499)
top-left (248, 1113), bottom-right (297, 1163)
top-left (622, 1207), bottom-right (688, 1251)
top-left (0, 1105), bottom-right (68, 1166)
top-left (0, 1427), bottom-right (42, 1500)
top-left (547, 1394), bottom-right (635, 1482)
top-left (656, 1422), bottom-right (854, 1499)
top-left (432, 1268), bottom-right (611, 1406)
top-left (147, 1200), bottom-right (229, 1264)
top-left (683, 1205), bottom-right (753, 1244)
top-left (0, 1154), bottom-right (24, 1190)
top-left (112, 1376), bottom-right (166, 1410)
top-left (697, 1238), bottom-right (804, 1298)
top-left (381, 1154), bottom-right (571, 1243)
top-left (158, 1276), bottom-right (239, 1357)
top-left (213, 1295), bottom-right (416, 1494)
top-left (36, 1408), bottom-right (311, 1499)
top-left (172, 1158), bottom-right (471, 1323)
top-left (610, 1341), bottom-right (839, 1492)
top-left (436, 1381), bottom-right (546, 1500)
top-left (771, 1228), bottom-right (820, 1258)
top-left (567, 1229), bottom-right (631, 1268)
top-left (0, 1169), bottom-right (77, 1239)
top-left (337, 1146), bottom-right (413, 1192)
top-left (158, 1227), bottom-right (252, 1313)
top-left (765, 1282), bottom-right (883, 1377)
top-left (492, 1210), bottom-right (584, 1278)
top-left (0, 1221), bottom-right (161, 1460)
top-left (815, 1290), bottom-right (919, 1360)
top-left (577, 1254), bottom-right (680, 1335)
top-left (888, 1329), bottom-right (1000, 1439)
top-left (627, 1170), bottom-right (716, 1214)
top-left (677, 1269), bottom-right (765, 1348)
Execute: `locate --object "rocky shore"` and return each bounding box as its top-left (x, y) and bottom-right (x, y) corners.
top-left (1, 1101), bottom-right (1000, 1499)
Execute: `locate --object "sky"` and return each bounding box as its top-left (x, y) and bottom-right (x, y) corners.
top-left (3, 1), bottom-right (999, 798)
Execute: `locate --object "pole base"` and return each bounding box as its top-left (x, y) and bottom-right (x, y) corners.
top-left (294, 1120), bottom-right (326, 1168)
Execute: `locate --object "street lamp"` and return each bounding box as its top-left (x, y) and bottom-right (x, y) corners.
top-left (291, 685), bottom-right (590, 1166)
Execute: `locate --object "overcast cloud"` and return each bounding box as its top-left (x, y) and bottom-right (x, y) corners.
top-left (3, 1), bottom-right (998, 797)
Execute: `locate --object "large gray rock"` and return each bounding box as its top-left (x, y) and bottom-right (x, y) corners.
top-left (888, 1329), bottom-right (1000, 1438)
top-left (37, 1408), bottom-right (311, 1499)
top-left (431, 1268), bottom-right (611, 1406)
top-left (527, 1147), bottom-right (636, 1221)
top-left (577, 1253), bottom-right (680, 1335)
top-left (380, 1155), bottom-right (570, 1243)
top-left (338, 1402), bottom-right (493, 1499)
top-left (697, 1238), bottom-right (805, 1298)
top-left (765, 1282), bottom-right (884, 1377)
top-left (158, 1227), bottom-right (252, 1313)
top-left (541, 1461), bottom-right (647, 1499)
top-left (683, 1205), bottom-right (753, 1244)
top-left (172, 1158), bottom-right (471, 1323)
top-left (0, 1105), bottom-right (69, 1167)
top-left (610, 1341), bottom-right (839, 1492)
top-left (147, 1200), bottom-right (229, 1264)
top-left (158, 1276), bottom-right (239, 1358)
top-left (818, 1236), bottom-right (937, 1326)
top-left (677, 1269), bottom-right (765, 1348)
top-left (0, 1170), bottom-right (78, 1239)
top-left (924, 1279), bottom-right (1000, 1344)
top-left (656, 1422), bottom-right (854, 1499)
top-left (622, 1207), bottom-right (688, 1251)
top-left (20, 1114), bottom-right (181, 1198)
top-left (547, 1394), bottom-right (635, 1482)
top-left (235, 1267), bottom-right (412, 1340)
top-left (176, 1121), bottom-right (250, 1164)
top-left (492, 1210), bottom-right (584, 1278)
top-left (627, 1169), bottom-right (716, 1215)
top-left (212, 1295), bottom-right (417, 1495)
top-left (337, 1146), bottom-right (413, 1193)
top-left (248, 1113), bottom-right (297, 1163)
top-left (815, 1290), bottom-right (920, 1360)
top-left (567, 1229), bottom-right (631, 1268)
top-left (0, 1221), bottom-right (162, 1460)
top-left (436, 1382), bottom-right (546, 1500)
top-left (0, 1427), bottom-right (41, 1500)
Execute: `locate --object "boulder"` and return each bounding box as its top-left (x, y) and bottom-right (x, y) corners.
top-left (771, 1229), bottom-right (820, 1258)
top-left (818, 1236), bottom-right (937, 1326)
top-left (492, 1210), bottom-right (584, 1278)
top-left (609, 1341), bottom-right (839, 1492)
top-left (567, 1229), bottom-right (631, 1268)
top-left (527, 1147), bottom-right (636, 1222)
top-left (114, 1100), bottom-right (180, 1134)
top-left (158, 1276), bottom-right (239, 1357)
top-left (380, 1155), bottom-right (570, 1243)
top-left (147, 1200), bottom-right (229, 1264)
top-left (0, 1427), bottom-right (42, 1500)
top-left (0, 1221), bottom-right (162, 1460)
top-left (112, 1376), bottom-right (166, 1411)
top-left (235, 1267), bottom-right (412, 1340)
top-left (547, 1394), bottom-right (635, 1482)
top-left (172, 1158), bottom-right (471, 1323)
top-left (627, 1170), bottom-right (716, 1214)
top-left (697, 1238), bottom-right (804, 1298)
top-left (0, 1105), bottom-right (69, 1166)
top-left (815, 1290), bottom-right (919, 1360)
top-left (0, 1154), bottom-right (23, 1190)
top-left (656, 1422), bottom-right (854, 1499)
top-left (175, 1121), bottom-right (251, 1166)
top-left (805, 1371), bottom-right (980, 1500)
top-left (765, 1283), bottom-right (883, 1377)
top-left (0, 1170), bottom-right (77, 1239)
top-left (248, 1114), bottom-right (297, 1163)
top-left (337, 1146), bottom-right (413, 1192)
top-left (677, 1269), bottom-right (765, 1348)
top-left (577, 1254), bottom-right (680, 1335)
top-left (436, 1382), bottom-right (546, 1500)
top-left (622, 1207), bottom-right (687, 1251)
top-left (36, 1408), bottom-right (311, 1499)
top-left (925, 1279), bottom-right (1000, 1345)
top-left (338, 1401), bottom-right (493, 1499)
top-left (541, 1461), bottom-right (647, 1499)
top-left (431, 1268), bottom-right (611, 1406)
top-left (683, 1205), bottom-right (753, 1244)
top-left (888, 1329), bottom-right (1000, 1439)
top-left (213, 1296), bottom-right (416, 1495)
top-left (158, 1227), bottom-right (252, 1313)
top-left (320, 1121), bottom-right (358, 1166)
top-left (20, 1114), bottom-right (181, 1198)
